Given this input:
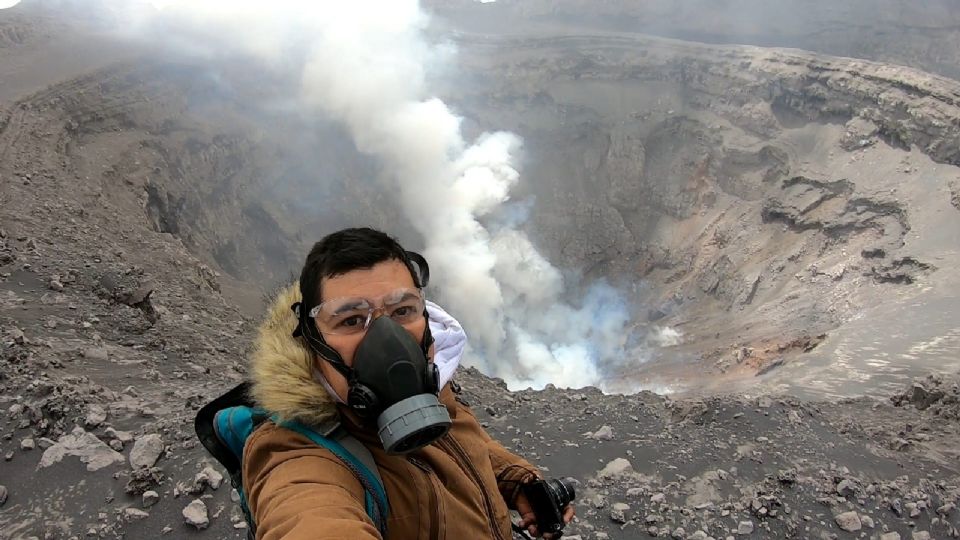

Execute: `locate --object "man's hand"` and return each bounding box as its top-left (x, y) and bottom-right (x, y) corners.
top-left (515, 491), bottom-right (575, 539)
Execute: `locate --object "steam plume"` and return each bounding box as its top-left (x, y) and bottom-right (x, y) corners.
top-left (133, 0), bottom-right (633, 389)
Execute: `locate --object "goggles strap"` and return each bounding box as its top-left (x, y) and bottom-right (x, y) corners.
top-left (291, 301), bottom-right (355, 380)
top-left (420, 307), bottom-right (434, 356)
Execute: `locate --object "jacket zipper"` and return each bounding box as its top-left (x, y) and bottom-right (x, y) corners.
top-left (438, 435), bottom-right (506, 540)
top-left (408, 456), bottom-right (442, 540)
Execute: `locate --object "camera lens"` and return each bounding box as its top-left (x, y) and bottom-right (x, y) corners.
top-left (546, 478), bottom-right (576, 508)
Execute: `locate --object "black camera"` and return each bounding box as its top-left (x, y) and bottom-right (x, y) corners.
top-left (521, 478), bottom-right (576, 537)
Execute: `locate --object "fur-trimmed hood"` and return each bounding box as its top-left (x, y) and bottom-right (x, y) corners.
top-left (250, 284), bottom-right (337, 426)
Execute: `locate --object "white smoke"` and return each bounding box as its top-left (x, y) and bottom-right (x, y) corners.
top-left (130, 0), bottom-right (638, 389)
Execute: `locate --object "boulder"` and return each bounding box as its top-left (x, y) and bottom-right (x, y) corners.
top-left (834, 511), bottom-right (862, 532)
top-left (182, 499), bottom-right (209, 529)
top-left (129, 434), bottom-right (163, 469)
top-left (38, 427), bottom-right (124, 472)
top-left (598, 458), bottom-right (633, 478)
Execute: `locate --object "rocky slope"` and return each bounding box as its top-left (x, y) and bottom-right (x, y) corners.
top-left (1, 2), bottom-right (960, 539)
top-left (463, 368), bottom-right (960, 540)
top-left (2, 195), bottom-right (959, 539)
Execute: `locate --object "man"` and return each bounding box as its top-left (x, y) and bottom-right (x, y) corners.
top-left (243, 227), bottom-right (574, 539)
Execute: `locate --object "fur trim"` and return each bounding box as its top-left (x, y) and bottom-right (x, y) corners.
top-left (250, 284), bottom-right (337, 426)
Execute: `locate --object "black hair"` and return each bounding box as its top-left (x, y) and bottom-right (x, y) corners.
top-left (298, 227), bottom-right (424, 315)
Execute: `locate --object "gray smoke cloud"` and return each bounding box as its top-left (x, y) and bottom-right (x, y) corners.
top-left (124, 0), bottom-right (644, 389)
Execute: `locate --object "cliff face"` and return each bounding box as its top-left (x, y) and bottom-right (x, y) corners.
top-left (427, 0), bottom-right (960, 82)
top-left (440, 34), bottom-right (960, 394)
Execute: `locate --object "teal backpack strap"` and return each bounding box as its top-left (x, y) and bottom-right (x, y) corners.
top-left (277, 419), bottom-right (389, 536)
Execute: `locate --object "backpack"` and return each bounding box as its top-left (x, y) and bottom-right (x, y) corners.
top-left (194, 382), bottom-right (389, 539)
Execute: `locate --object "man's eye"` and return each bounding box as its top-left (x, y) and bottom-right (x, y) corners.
top-left (391, 306), bottom-right (415, 318)
top-left (338, 315), bottom-right (365, 328)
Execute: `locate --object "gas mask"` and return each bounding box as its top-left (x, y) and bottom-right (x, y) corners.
top-left (347, 316), bottom-right (451, 453)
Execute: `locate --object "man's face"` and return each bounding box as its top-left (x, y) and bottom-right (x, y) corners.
top-left (314, 259), bottom-right (428, 401)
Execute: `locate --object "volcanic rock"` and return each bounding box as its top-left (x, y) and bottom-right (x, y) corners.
top-left (129, 433), bottom-right (163, 469)
top-left (105, 427), bottom-right (134, 444)
top-left (84, 404), bottom-right (107, 428)
top-left (182, 499), bottom-right (210, 529)
top-left (125, 467), bottom-right (165, 495)
top-left (38, 427), bottom-right (125, 472)
top-left (588, 425), bottom-right (615, 441)
top-left (194, 465), bottom-right (224, 491)
top-left (610, 502), bottom-right (630, 523)
top-left (835, 511), bottom-right (862, 532)
top-left (9, 327), bottom-right (27, 345)
top-left (123, 507), bottom-right (149, 521)
top-left (836, 478), bottom-right (858, 497)
top-left (598, 458), bottom-right (633, 479)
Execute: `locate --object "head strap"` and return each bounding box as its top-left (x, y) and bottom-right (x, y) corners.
top-left (404, 251), bottom-right (430, 288)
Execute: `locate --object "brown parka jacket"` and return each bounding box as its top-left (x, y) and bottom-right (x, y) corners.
top-left (243, 286), bottom-right (540, 540)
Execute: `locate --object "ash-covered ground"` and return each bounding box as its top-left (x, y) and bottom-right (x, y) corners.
top-left (2, 1), bottom-right (960, 539)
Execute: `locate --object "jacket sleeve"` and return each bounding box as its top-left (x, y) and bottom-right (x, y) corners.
top-left (453, 396), bottom-right (541, 510)
top-left (243, 423), bottom-right (381, 540)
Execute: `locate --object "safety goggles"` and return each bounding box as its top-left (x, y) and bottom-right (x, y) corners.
top-left (308, 287), bottom-right (426, 336)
